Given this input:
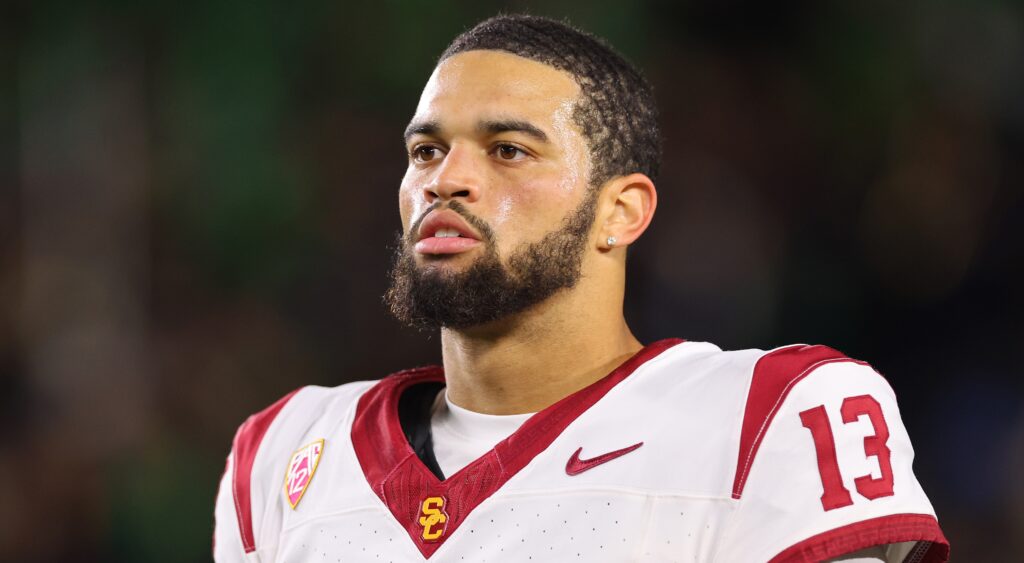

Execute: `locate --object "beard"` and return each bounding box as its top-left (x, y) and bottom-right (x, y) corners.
top-left (385, 191), bottom-right (599, 330)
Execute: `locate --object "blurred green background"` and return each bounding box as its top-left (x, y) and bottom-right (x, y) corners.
top-left (1, 1), bottom-right (1022, 561)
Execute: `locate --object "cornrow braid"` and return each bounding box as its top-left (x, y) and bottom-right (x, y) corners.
top-left (440, 14), bottom-right (661, 188)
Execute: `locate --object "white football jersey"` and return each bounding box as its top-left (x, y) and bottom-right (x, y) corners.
top-left (213, 339), bottom-right (949, 562)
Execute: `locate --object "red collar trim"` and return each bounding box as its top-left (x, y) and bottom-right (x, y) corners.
top-left (351, 338), bottom-right (683, 558)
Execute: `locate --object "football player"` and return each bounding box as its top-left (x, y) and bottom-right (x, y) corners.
top-left (214, 15), bottom-right (948, 562)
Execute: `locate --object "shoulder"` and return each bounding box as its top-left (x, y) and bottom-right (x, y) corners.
top-left (220, 380), bottom-right (378, 555)
top-left (746, 343), bottom-right (878, 403)
top-left (643, 340), bottom-right (850, 385)
top-left (732, 343), bottom-right (888, 498)
top-left (713, 345), bottom-right (948, 561)
top-left (232, 382), bottom-right (377, 461)
top-left (637, 341), bottom-right (867, 408)
top-left (641, 341), bottom-right (884, 497)
top-left (664, 341), bottom-right (864, 389)
top-left (233, 366), bottom-right (444, 476)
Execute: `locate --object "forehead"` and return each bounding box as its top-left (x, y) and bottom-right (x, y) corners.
top-left (412, 50), bottom-right (582, 129)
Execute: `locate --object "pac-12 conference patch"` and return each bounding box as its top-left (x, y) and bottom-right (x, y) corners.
top-left (284, 439), bottom-right (324, 509)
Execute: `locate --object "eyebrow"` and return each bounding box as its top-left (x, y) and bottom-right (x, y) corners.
top-left (478, 119), bottom-right (549, 143)
top-left (402, 119), bottom-right (550, 144)
top-left (403, 121), bottom-right (440, 144)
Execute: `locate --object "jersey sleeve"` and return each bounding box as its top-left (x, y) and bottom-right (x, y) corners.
top-left (212, 388), bottom-right (305, 563)
top-left (214, 453), bottom-right (250, 563)
top-left (714, 353), bottom-right (949, 563)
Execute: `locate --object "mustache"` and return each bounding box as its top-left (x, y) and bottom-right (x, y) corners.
top-left (406, 201), bottom-right (496, 246)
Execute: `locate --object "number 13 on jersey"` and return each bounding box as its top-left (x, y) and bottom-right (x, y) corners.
top-left (800, 394), bottom-right (895, 511)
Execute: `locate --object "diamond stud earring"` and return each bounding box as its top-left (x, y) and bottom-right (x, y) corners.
top-left (606, 236), bottom-right (617, 247)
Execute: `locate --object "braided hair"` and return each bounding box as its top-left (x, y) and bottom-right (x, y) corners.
top-left (440, 14), bottom-right (661, 189)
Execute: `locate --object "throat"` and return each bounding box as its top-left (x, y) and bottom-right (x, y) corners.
top-left (440, 327), bottom-right (644, 415)
top-left (429, 390), bottom-right (535, 478)
top-left (438, 272), bottom-right (643, 414)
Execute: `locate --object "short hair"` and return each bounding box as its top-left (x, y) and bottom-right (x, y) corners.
top-left (440, 14), bottom-right (661, 188)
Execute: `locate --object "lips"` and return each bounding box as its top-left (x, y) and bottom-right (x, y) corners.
top-left (414, 209), bottom-right (483, 255)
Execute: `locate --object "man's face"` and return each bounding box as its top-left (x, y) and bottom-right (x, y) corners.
top-left (385, 50), bottom-right (598, 329)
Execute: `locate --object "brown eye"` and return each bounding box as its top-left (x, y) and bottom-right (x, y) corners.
top-left (412, 145), bottom-right (444, 163)
top-left (495, 144), bottom-right (527, 161)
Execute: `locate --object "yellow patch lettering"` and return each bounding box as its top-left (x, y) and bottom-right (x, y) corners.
top-left (418, 496), bottom-right (448, 542)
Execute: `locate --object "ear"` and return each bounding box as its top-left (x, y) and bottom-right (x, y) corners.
top-left (596, 173), bottom-right (658, 249)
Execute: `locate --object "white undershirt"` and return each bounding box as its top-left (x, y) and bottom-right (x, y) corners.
top-left (429, 389), bottom-right (533, 479)
top-left (428, 388), bottom-right (886, 563)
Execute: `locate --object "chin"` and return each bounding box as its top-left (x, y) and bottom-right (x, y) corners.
top-left (416, 253), bottom-right (478, 274)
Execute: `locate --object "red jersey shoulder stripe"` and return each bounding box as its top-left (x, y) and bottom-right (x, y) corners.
top-left (231, 387), bottom-right (304, 553)
top-left (731, 344), bottom-right (856, 499)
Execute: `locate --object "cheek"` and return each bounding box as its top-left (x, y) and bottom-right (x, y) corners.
top-left (494, 195), bottom-right (515, 227)
top-left (398, 174), bottom-right (425, 233)
top-left (492, 172), bottom-right (582, 241)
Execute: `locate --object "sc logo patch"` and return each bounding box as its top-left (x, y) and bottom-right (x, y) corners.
top-left (418, 496), bottom-right (448, 542)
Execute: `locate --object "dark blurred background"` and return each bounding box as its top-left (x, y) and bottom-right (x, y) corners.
top-left (1, 0), bottom-right (1021, 561)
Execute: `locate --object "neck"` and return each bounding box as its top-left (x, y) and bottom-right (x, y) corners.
top-left (439, 264), bottom-right (641, 415)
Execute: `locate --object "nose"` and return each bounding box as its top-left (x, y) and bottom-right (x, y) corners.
top-left (423, 144), bottom-right (481, 203)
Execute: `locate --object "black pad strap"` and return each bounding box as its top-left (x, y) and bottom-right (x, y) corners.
top-left (397, 381), bottom-right (446, 480)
